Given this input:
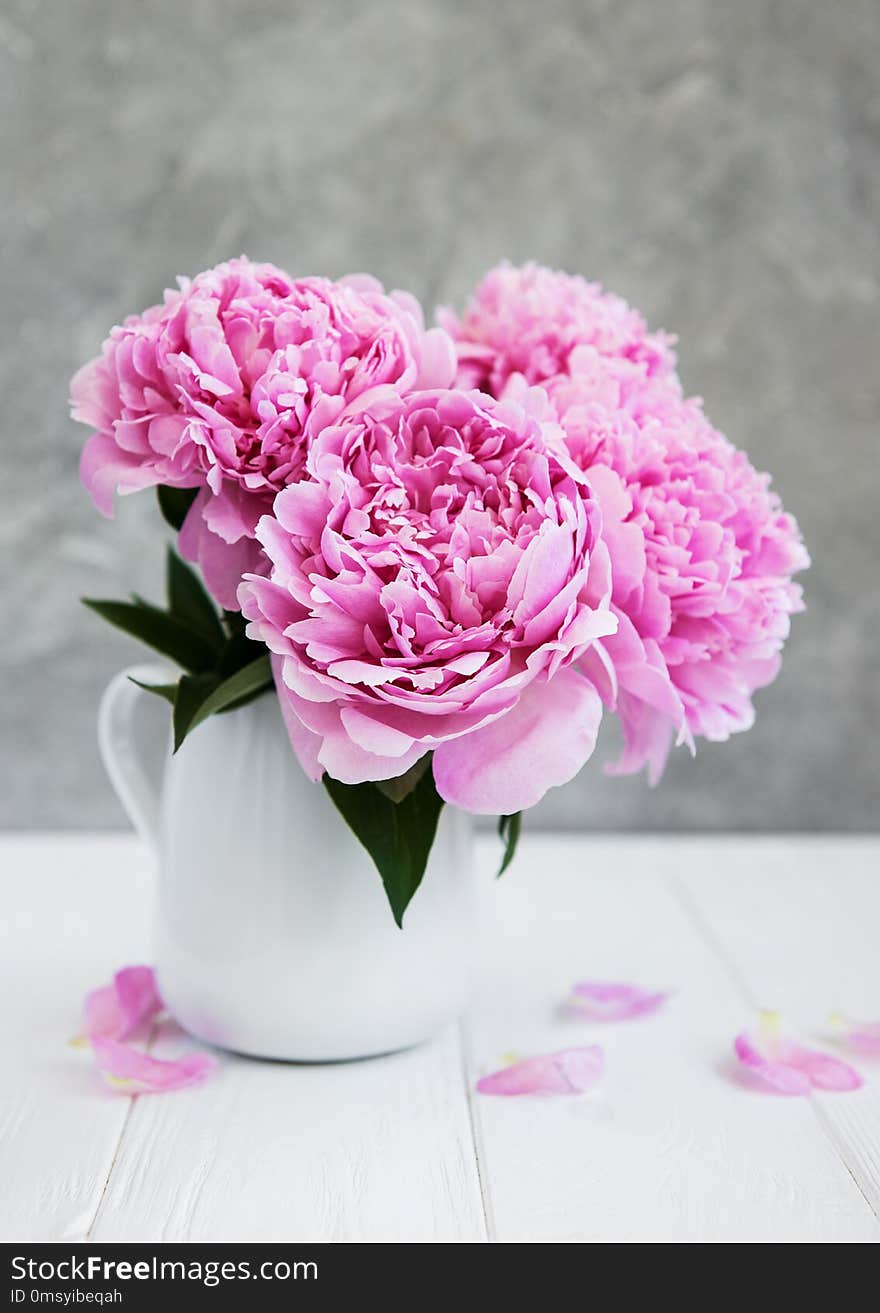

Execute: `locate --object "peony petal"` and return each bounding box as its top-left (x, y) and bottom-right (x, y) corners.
top-left (734, 1033), bottom-right (813, 1096)
top-left (340, 705), bottom-right (423, 757)
top-left (79, 985), bottom-right (129, 1043)
top-left (433, 667), bottom-right (602, 814)
top-left (180, 492), bottom-right (267, 610)
top-left (569, 981), bottom-right (667, 1021)
top-left (78, 967), bottom-right (218, 1096)
top-left (830, 1014), bottom-right (880, 1055)
top-left (273, 666), bottom-right (427, 785)
top-left (317, 726), bottom-right (426, 785)
top-left (80, 965), bottom-right (162, 1043)
top-left (794, 1050), bottom-right (864, 1092)
top-left (91, 1036), bottom-right (217, 1094)
top-left (270, 654), bottom-right (324, 781)
top-left (476, 1045), bottom-right (604, 1097)
top-left (413, 326), bottom-right (458, 389)
top-left (507, 521), bottom-right (574, 630)
top-left (272, 481), bottom-right (332, 540)
top-left (734, 1016), bottom-right (864, 1096)
top-left (200, 480), bottom-right (266, 544)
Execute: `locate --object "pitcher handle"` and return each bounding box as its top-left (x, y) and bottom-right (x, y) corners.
top-left (98, 664), bottom-right (172, 852)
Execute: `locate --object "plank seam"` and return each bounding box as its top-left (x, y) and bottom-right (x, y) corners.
top-left (810, 1101), bottom-right (880, 1222)
top-left (457, 1018), bottom-right (494, 1243)
top-left (666, 873), bottom-right (761, 1009)
top-left (85, 1017), bottom-right (161, 1240)
top-left (83, 1096), bottom-right (138, 1241)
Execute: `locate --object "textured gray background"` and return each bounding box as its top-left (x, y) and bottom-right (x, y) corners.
top-left (2, 0), bottom-right (878, 831)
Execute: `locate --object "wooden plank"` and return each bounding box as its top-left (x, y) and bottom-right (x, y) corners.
top-left (4, 834), bottom-right (878, 1243)
top-left (89, 1020), bottom-right (486, 1242)
top-left (466, 836), bottom-right (880, 1243)
top-left (69, 823), bottom-right (487, 1243)
top-left (671, 835), bottom-right (880, 1223)
top-left (0, 835), bottom-right (154, 1242)
top-left (0, 834), bottom-right (485, 1243)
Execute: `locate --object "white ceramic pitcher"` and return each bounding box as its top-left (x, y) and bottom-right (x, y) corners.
top-left (99, 665), bottom-right (477, 1062)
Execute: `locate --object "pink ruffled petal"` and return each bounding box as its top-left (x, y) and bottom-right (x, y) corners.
top-left (794, 1049), bottom-right (864, 1092)
top-left (734, 1014), bottom-right (864, 1096)
top-left (81, 965), bottom-right (162, 1042)
top-left (180, 491), bottom-right (268, 610)
top-left (77, 967), bottom-right (217, 1096)
top-left (78, 986), bottom-right (124, 1044)
top-left (569, 980), bottom-right (667, 1021)
top-left (734, 1032), bottom-right (812, 1095)
top-left (433, 668), bottom-right (603, 814)
top-left (830, 1014), bottom-right (880, 1055)
top-left (91, 1036), bottom-right (217, 1094)
top-left (270, 653), bottom-right (324, 781)
top-left (413, 326), bottom-right (458, 389)
top-left (476, 1045), bottom-right (604, 1097)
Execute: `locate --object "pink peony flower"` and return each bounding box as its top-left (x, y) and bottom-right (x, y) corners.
top-left (72, 259), bottom-right (455, 606)
top-left (444, 265), bottom-right (809, 781)
top-left (545, 357), bottom-right (808, 778)
top-left (439, 261), bottom-right (676, 394)
top-left (239, 387), bottom-right (617, 812)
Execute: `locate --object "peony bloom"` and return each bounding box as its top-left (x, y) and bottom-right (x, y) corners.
top-left (439, 260), bottom-right (676, 395)
top-left (239, 387), bottom-right (617, 812)
top-left (72, 259), bottom-right (455, 606)
top-left (444, 265), bottom-right (809, 781)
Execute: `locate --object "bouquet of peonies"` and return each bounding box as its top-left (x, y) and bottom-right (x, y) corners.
top-left (72, 259), bottom-right (808, 921)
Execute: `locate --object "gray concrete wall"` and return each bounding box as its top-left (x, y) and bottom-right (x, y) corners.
top-left (2, 0), bottom-right (878, 830)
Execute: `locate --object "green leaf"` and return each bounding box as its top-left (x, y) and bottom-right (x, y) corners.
top-left (223, 608), bottom-right (249, 637)
top-left (165, 547), bottom-right (225, 649)
top-left (496, 811), bottom-right (522, 877)
top-left (173, 672), bottom-right (220, 752)
top-left (374, 754), bottom-right (432, 803)
top-left (323, 767), bottom-right (445, 927)
top-left (128, 677), bottom-right (177, 706)
top-left (157, 485), bottom-right (198, 531)
top-left (172, 654), bottom-right (273, 751)
top-left (82, 597), bottom-right (218, 673)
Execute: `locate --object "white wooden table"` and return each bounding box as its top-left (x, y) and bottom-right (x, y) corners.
top-left (1, 833), bottom-right (878, 1244)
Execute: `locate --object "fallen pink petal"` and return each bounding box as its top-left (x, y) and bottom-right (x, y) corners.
top-left (830, 1014), bottom-right (880, 1055)
top-left (734, 1013), bottom-right (864, 1096)
top-left (476, 1045), bottom-right (604, 1097)
top-left (92, 1036), bottom-right (217, 1094)
top-left (81, 965), bottom-right (162, 1042)
top-left (568, 980), bottom-right (667, 1021)
top-left (77, 967), bottom-right (217, 1095)
top-left (734, 1032), bottom-right (812, 1095)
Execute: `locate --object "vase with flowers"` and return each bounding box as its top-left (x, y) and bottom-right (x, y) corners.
top-left (72, 259), bottom-right (807, 1061)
